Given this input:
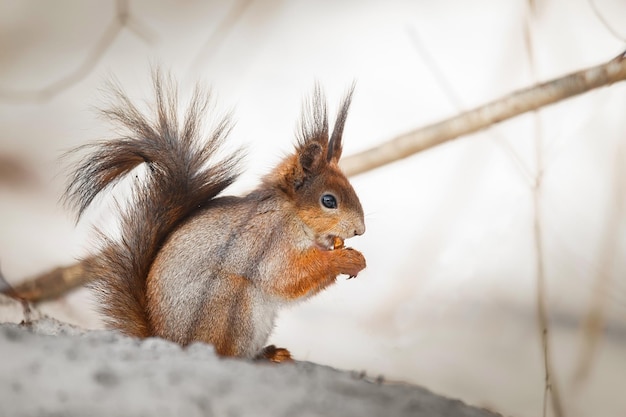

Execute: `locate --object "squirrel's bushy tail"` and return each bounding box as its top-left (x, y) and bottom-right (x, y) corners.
top-left (64, 72), bottom-right (241, 337)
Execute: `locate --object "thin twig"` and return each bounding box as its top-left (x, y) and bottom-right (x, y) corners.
top-left (189, 0), bottom-right (254, 72)
top-left (588, 0), bottom-right (626, 42)
top-left (116, 0), bottom-right (157, 43)
top-left (405, 25), bottom-right (534, 186)
top-left (572, 140), bottom-right (625, 384)
top-left (340, 49), bottom-right (626, 177)
top-left (524, 6), bottom-right (565, 417)
top-left (0, 0), bottom-right (155, 102)
top-left (405, 25), bottom-right (464, 109)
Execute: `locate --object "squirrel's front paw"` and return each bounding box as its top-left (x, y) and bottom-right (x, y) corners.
top-left (337, 247), bottom-right (366, 278)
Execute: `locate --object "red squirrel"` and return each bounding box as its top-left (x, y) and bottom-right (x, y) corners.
top-left (64, 73), bottom-right (366, 362)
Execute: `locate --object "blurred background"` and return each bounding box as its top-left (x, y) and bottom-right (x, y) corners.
top-left (1, 0), bottom-right (625, 416)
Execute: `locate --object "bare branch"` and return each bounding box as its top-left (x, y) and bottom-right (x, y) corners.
top-left (0, 0), bottom-right (155, 102)
top-left (405, 25), bottom-right (464, 109)
top-left (0, 155), bottom-right (38, 188)
top-left (524, 7), bottom-right (565, 416)
top-left (2, 260), bottom-right (91, 303)
top-left (189, 0), bottom-right (255, 72)
top-left (116, 0), bottom-right (157, 43)
top-left (572, 141), bottom-right (625, 384)
top-left (0, 267), bottom-right (32, 324)
top-left (340, 50), bottom-right (626, 177)
top-left (405, 25), bottom-right (534, 185)
top-left (588, 0), bottom-right (626, 42)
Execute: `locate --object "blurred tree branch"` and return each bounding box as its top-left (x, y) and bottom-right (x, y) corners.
top-left (523, 5), bottom-right (565, 416)
top-left (0, 0), bottom-right (155, 102)
top-left (340, 49), bottom-right (626, 177)
top-left (0, 155), bottom-right (38, 188)
top-left (405, 24), bottom-right (534, 184)
top-left (572, 139), bottom-right (626, 385)
top-left (189, 0), bottom-right (254, 72)
top-left (5, 260), bottom-right (93, 303)
top-left (588, 0), bottom-right (626, 42)
top-left (0, 268), bottom-right (32, 324)
top-left (5, 50), bottom-right (626, 302)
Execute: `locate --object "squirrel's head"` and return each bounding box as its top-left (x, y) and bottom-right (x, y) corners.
top-left (264, 84), bottom-right (365, 250)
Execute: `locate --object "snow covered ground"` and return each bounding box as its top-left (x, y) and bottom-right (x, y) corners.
top-left (0, 297), bottom-right (500, 417)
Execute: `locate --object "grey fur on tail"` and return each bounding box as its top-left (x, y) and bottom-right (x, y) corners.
top-left (64, 72), bottom-right (242, 337)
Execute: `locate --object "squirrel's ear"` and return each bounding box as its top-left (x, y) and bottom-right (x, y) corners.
top-left (327, 84), bottom-right (354, 163)
top-left (286, 142), bottom-right (323, 191)
top-left (299, 142), bottom-right (324, 174)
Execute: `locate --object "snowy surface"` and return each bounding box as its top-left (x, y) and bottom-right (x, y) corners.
top-left (0, 303), bottom-right (500, 417)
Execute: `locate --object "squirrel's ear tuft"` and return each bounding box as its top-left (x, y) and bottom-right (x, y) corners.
top-left (283, 83), bottom-right (354, 191)
top-left (297, 84), bottom-right (329, 149)
top-left (327, 84), bottom-right (355, 163)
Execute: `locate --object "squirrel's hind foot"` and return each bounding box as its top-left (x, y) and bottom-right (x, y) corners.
top-left (256, 345), bottom-right (293, 363)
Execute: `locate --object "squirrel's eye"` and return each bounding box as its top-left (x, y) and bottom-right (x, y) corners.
top-left (321, 194), bottom-right (337, 209)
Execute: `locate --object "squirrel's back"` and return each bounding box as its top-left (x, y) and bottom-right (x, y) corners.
top-left (64, 72), bottom-right (242, 338)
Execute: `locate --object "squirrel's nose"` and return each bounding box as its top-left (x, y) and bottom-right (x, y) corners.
top-left (353, 221), bottom-right (365, 236)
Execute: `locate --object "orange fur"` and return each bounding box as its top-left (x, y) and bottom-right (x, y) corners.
top-left (269, 247), bottom-right (366, 300)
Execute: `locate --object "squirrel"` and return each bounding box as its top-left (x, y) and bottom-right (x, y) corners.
top-left (64, 73), bottom-right (366, 362)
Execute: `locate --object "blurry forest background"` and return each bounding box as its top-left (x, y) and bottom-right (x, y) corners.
top-left (1, 1), bottom-right (625, 416)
